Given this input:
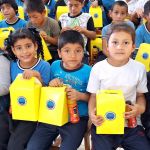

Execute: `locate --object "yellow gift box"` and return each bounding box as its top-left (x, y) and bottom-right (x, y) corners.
top-left (38, 86), bottom-right (69, 126)
top-left (96, 90), bottom-right (125, 134)
top-left (10, 74), bottom-right (42, 121)
top-left (135, 43), bottom-right (150, 72)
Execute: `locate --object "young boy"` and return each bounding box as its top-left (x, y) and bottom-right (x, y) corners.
top-left (102, 1), bottom-right (134, 58)
top-left (87, 23), bottom-right (150, 150)
top-left (58, 0), bottom-right (96, 64)
top-left (27, 30), bottom-right (91, 150)
top-left (25, 0), bottom-right (60, 63)
top-left (135, 0), bottom-right (150, 48)
top-left (0, 0), bottom-right (27, 30)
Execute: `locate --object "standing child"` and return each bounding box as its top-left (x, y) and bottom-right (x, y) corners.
top-left (59, 0), bottom-right (96, 64)
top-left (87, 23), bottom-right (150, 150)
top-left (25, 0), bottom-right (60, 64)
top-left (27, 30), bottom-right (91, 150)
top-left (5, 28), bottom-right (51, 150)
top-left (0, 51), bottom-right (11, 150)
top-left (102, 0), bottom-right (134, 58)
top-left (0, 0), bottom-right (26, 30)
top-left (135, 0), bottom-right (150, 48)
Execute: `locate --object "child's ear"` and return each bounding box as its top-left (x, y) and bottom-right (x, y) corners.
top-left (109, 10), bottom-right (112, 18)
top-left (11, 46), bottom-right (16, 55)
top-left (57, 49), bottom-right (62, 58)
top-left (132, 44), bottom-right (136, 52)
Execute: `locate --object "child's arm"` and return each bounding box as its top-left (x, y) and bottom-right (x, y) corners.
top-left (73, 26), bottom-right (96, 40)
top-left (89, 93), bottom-right (104, 126)
top-left (40, 31), bottom-right (58, 45)
top-left (22, 70), bottom-right (42, 83)
top-left (49, 78), bottom-right (63, 87)
top-left (125, 93), bottom-right (146, 119)
top-left (65, 86), bottom-right (89, 102)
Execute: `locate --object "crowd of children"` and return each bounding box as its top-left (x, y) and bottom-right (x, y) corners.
top-left (0, 0), bottom-right (150, 149)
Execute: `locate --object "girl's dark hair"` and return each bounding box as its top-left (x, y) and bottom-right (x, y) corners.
top-left (111, 0), bottom-right (128, 13)
top-left (144, 0), bottom-right (150, 16)
top-left (25, 0), bottom-right (45, 13)
top-left (106, 23), bottom-right (135, 44)
top-left (5, 28), bottom-right (44, 61)
top-left (58, 30), bottom-right (84, 50)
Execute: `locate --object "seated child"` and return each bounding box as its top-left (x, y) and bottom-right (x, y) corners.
top-left (87, 23), bottom-right (150, 150)
top-left (0, 0), bottom-right (27, 30)
top-left (27, 30), bottom-right (91, 150)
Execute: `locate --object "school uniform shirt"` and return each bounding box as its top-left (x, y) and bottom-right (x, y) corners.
top-left (59, 12), bottom-right (95, 51)
top-left (10, 58), bottom-right (51, 86)
top-left (50, 60), bottom-right (91, 117)
top-left (102, 21), bottom-right (135, 39)
top-left (135, 23), bottom-right (150, 48)
top-left (87, 58), bottom-right (147, 125)
top-left (0, 18), bottom-right (27, 30)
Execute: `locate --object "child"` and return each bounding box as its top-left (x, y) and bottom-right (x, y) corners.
top-left (87, 23), bottom-right (150, 150)
top-left (0, 0), bottom-right (27, 30)
top-left (102, 0), bottom-right (134, 58)
top-left (5, 28), bottom-right (51, 150)
top-left (135, 0), bottom-right (150, 49)
top-left (27, 30), bottom-right (91, 150)
top-left (42, 0), bottom-right (56, 19)
top-left (25, 0), bottom-right (60, 64)
top-left (0, 50), bottom-right (11, 150)
top-left (59, 0), bottom-right (96, 64)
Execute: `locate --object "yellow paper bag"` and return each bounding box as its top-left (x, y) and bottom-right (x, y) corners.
top-left (39, 86), bottom-right (68, 126)
top-left (96, 90), bottom-right (125, 134)
top-left (10, 74), bottom-right (42, 121)
top-left (135, 43), bottom-right (150, 72)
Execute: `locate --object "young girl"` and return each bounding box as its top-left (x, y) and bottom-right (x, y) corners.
top-left (87, 23), bottom-right (150, 150)
top-left (5, 28), bottom-right (51, 150)
top-left (0, 50), bottom-right (11, 150)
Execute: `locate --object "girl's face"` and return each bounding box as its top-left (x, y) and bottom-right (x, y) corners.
top-left (107, 31), bottom-right (135, 66)
top-left (12, 38), bottom-right (38, 67)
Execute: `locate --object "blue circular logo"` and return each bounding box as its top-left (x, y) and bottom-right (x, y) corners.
top-left (142, 53), bottom-right (149, 59)
top-left (105, 112), bottom-right (116, 120)
top-left (18, 97), bottom-right (27, 106)
top-left (94, 13), bottom-right (98, 18)
top-left (47, 100), bottom-right (55, 110)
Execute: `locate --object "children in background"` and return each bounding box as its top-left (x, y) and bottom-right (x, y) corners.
top-left (42, 0), bottom-right (56, 19)
top-left (59, 0), bottom-right (96, 64)
top-left (15, 0), bottom-right (24, 6)
top-left (5, 28), bottom-right (51, 150)
top-left (102, 1), bottom-right (134, 58)
top-left (0, 0), bottom-right (26, 30)
top-left (0, 51), bottom-right (11, 150)
top-left (27, 30), bottom-right (91, 150)
top-left (87, 23), bottom-right (150, 150)
top-left (25, 0), bottom-right (60, 64)
top-left (135, 0), bottom-right (150, 48)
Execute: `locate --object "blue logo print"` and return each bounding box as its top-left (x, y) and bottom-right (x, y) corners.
top-left (105, 112), bottom-right (116, 120)
top-left (47, 100), bottom-right (55, 110)
top-left (18, 97), bottom-right (27, 106)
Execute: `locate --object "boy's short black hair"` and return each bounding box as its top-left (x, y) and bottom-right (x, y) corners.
top-left (68, 0), bottom-right (84, 3)
top-left (111, 0), bottom-right (128, 12)
top-left (144, 0), bottom-right (150, 16)
top-left (25, 0), bottom-right (45, 13)
top-left (106, 22), bottom-right (135, 44)
top-left (58, 30), bottom-right (84, 50)
top-left (0, 0), bottom-right (18, 14)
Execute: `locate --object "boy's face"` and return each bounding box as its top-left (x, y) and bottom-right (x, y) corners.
top-left (58, 43), bottom-right (84, 70)
top-left (110, 5), bottom-right (128, 22)
top-left (67, 0), bottom-right (84, 17)
top-left (0, 4), bottom-right (16, 20)
top-left (107, 31), bottom-right (135, 66)
top-left (28, 11), bottom-right (46, 27)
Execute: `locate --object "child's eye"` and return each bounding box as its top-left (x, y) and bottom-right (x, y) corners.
top-left (112, 41), bottom-right (118, 45)
top-left (26, 44), bottom-right (32, 49)
top-left (15, 47), bottom-right (22, 51)
top-left (76, 49), bottom-right (82, 53)
top-left (124, 41), bottom-right (129, 45)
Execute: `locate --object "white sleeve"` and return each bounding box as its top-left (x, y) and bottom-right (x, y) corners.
top-left (137, 66), bottom-right (148, 93)
top-left (86, 65), bottom-right (100, 93)
top-left (0, 56), bottom-right (10, 96)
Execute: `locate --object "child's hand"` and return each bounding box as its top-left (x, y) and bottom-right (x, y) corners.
top-left (49, 78), bottom-right (63, 87)
top-left (66, 87), bottom-right (79, 101)
top-left (9, 106), bottom-right (12, 114)
top-left (73, 26), bottom-right (85, 34)
top-left (22, 70), bottom-right (39, 79)
top-left (125, 104), bottom-right (139, 119)
top-left (90, 108), bottom-right (104, 126)
top-left (61, 27), bottom-right (72, 33)
top-left (91, 1), bottom-right (98, 7)
top-left (40, 31), bottom-right (49, 41)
